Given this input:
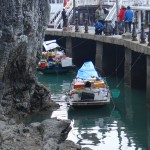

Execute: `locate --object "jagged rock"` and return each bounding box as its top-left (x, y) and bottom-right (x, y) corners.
top-left (59, 140), bottom-right (81, 150)
top-left (0, 0), bottom-right (53, 116)
top-left (0, 0), bottom-right (89, 149)
top-left (81, 147), bottom-right (93, 150)
top-left (42, 138), bottom-right (59, 150)
top-left (39, 118), bottom-right (71, 142)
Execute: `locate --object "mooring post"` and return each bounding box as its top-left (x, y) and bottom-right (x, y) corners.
top-left (75, 11), bottom-right (79, 32)
top-left (84, 14), bottom-right (88, 33)
top-left (114, 21), bottom-right (119, 35)
top-left (132, 22), bottom-right (137, 41)
top-left (140, 22), bottom-right (146, 44)
top-left (105, 20), bottom-right (110, 36)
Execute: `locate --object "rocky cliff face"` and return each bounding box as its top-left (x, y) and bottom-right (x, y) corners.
top-left (0, 0), bottom-right (54, 116)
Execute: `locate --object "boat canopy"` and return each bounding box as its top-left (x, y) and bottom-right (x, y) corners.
top-left (43, 40), bottom-right (60, 51)
top-left (76, 61), bottom-right (99, 80)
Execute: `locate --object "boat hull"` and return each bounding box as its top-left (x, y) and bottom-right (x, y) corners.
top-left (68, 101), bottom-right (110, 107)
top-left (37, 65), bottom-right (76, 74)
top-left (37, 67), bottom-right (68, 74)
top-left (67, 92), bottom-right (111, 107)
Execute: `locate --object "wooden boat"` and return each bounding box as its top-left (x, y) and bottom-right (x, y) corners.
top-left (37, 40), bottom-right (74, 74)
top-left (67, 61), bottom-right (111, 107)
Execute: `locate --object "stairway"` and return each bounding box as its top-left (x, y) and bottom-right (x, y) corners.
top-left (105, 0), bottom-right (123, 24)
top-left (48, 0), bottom-right (73, 29)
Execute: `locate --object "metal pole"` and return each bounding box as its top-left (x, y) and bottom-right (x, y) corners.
top-left (116, 0), bottom-right (119, 21)
top-left (73, 0), bottom-right (75, 23)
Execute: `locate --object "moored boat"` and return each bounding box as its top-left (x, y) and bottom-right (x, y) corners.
top-left (37, 40), bottom-right (74, 74)
top-left (67, 61), bottom-right (111, 107)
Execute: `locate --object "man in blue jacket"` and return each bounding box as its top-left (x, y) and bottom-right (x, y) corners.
top-left (94, 19), bottom-right (104, 35)
top-left (124, 6), bottom-right (133, 33)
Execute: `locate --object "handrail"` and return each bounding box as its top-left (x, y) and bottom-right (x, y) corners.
top-left (53, 0), bottom-right (73, 28)
top-left (105, 0), bottom-right (123, 24)
top-left (49, 10), bottom-right (61, 24)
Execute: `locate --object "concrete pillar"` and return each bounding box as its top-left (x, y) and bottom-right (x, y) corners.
top-left (146, 55), bottom-right (150, 107)
top-left (65, 37), bottom-right (72, 57)
top-left (95, 41), bottom-right (103, 71)
top-left (124, 47), bottom-right (132, 87)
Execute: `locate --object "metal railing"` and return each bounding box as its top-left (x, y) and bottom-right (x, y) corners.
top-left (49, 0), bottom-right (73, 28)
top-left (105, 0), bottom-right (123, 24)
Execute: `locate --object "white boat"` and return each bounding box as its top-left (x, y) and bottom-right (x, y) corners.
top-left (37, 40), bottom-right (74, 74)
top-left (67, 61), bottom-right (111, 107)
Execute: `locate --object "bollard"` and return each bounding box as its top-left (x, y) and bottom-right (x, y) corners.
top-left (64, 18), bottom-right (68, 27)
top-left (105, 21), bottom-right (110, 36)
top-left (148, 23), bottom-right (150, 46)
top-left (135, 11), bottom-right (138, 29)
top-left (75, 18), bottom-right (79, 32)
top-left (84, 19), bottom-right (88, 33)
top-left (114, 21), bottom-right (119, 35)
top-left (75, 11), bottom-right (79, 32)
top-left (132, 22), bottom-right (137, 41)
top-left (140, 22), bottom-right (146, 44)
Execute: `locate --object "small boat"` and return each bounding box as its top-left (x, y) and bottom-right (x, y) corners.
top-left (67, 61), bottom-right (111, 107)
top-left (37, 40), bottom-right (74, 74)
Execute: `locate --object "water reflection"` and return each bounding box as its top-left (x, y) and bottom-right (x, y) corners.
top-left (67, 106), bottom-right (112, 147)
top-left (35, 72), bottom-right (149, 150)
top-left (36, 71), bottom-right (76, 96)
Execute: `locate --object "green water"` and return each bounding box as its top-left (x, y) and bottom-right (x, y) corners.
top-left (32, 71), bottom-right (149, 150)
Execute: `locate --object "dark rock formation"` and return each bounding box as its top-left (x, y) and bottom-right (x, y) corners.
top-left (0, 0), bottom-right (56, 116)
top-left (0, 1), bottom-right (88, 149)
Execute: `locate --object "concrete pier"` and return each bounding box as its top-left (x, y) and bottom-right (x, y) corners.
top-left (124, 48), bottom-right (132, 87)
top-left (95, 41), bottom-right (103, 71)
top-left (65, 37), bottom-right (72, 57)
top-left (45, 28), bottom-right (150, 106)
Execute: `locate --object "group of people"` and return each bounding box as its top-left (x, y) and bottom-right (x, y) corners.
top-left (94, 5), bottom-right (134, 35)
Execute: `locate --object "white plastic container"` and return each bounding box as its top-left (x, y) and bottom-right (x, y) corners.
top-left (61, 57), bottom-right (72, 67)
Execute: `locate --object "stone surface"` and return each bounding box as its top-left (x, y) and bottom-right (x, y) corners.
top-left (0, 1), bottom-right (82, 150)
top-left (0, 0), bottom-right (57, 116)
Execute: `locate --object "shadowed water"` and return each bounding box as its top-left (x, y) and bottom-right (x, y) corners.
top-left (24, 71), bottom-right (150, 150)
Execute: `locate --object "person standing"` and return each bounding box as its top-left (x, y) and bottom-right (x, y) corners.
top-left (95, 5), bottom-right (105, 24)
top-left (118, 5), bottom-right (126, 22)
top-left (117, 5), bottom-right (126, 33)
top-left (124, 6), bottom-right (133, 33)
top-left (62, 8), bottom-right (67, 27)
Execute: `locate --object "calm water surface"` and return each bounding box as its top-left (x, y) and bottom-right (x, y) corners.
top-left (27, 71), bottom-right (150, 150)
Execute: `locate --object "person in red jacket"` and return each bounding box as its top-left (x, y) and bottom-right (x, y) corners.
top-left (117, 5), bottom-right (126, 33)
top-left (118, 5), bottom-right (126, 21)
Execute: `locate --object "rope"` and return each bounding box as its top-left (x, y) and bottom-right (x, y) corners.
top-left (58, 39), bottom-right (88, 52)
top-left (116, 53), bottom-right (143, 88)
top-left (106, 56), bottom-right (125, 79)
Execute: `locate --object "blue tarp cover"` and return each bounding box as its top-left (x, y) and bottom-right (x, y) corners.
top-left (76, 61), bottom-right (99, 80)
